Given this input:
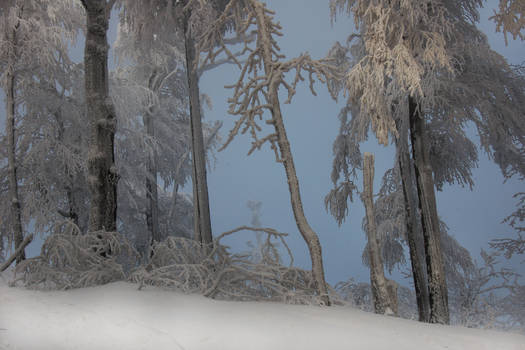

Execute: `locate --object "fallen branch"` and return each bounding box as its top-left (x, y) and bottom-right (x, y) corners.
top-left (0, 234), bottom-right (34, 272)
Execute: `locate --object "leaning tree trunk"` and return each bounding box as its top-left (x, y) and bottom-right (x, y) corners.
top-left (5, 14), bottom-right (25, 264)
top-left (362, 153), bottom-right (397, 315)
top-left (408, 96), bottom-right (450, 324)
top-left (183, 12), bottom-right (213, 246)
top-left (271, 95), bottom-right (330, 306)
top-left (396, 123), bottom-right (431, 322)
top-left (253, 2), bottom-right (330, 305)
top-left (144, 72), bottom-right (161, 244)
top-left (82, 0), bottom-right (118, 233)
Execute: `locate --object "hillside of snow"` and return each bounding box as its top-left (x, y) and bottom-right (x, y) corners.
top-left (0, 272), bottom-right (523, 350)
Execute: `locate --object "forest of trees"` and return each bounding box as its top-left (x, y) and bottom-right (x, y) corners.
top-left (0, 0), bottom-right (524, 333)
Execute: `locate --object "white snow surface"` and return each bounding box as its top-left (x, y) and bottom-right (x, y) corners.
top-left (0, 272), bottom-right (524, 350)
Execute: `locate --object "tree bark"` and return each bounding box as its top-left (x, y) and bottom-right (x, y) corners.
top-left (82, 0), bottom-right (118, 233)
top-left (362, 153), bottom-right (397, 315)
top-left (183, 12), bottom-right (213, 246)
top-left (54, 112), bottom-right (81, 229)
top-left (408, 96), bottom-right (450, 324)
top-left (5, 10), bottom-right (25, 264)
top-left (396, 123), bottom-right (431, 322)
top-left (144, 111), bottom-right (160, 243)
top-left (253, 2), bottom-right (330, 305)
top-left (144, 72), bottom-right (161, 244)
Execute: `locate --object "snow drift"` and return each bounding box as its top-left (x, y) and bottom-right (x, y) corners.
top-left (0, 272), bottom-right (523, 350)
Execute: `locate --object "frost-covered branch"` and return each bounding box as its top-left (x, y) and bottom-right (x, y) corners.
top-left (130, 225), bottom-right (328, 304)
top-left (13, 222), bottom-right (138, 290)
top-left (490, 0), bottom-right (525, 45)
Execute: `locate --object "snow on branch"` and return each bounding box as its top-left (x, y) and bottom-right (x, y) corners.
top-left (490, 235), bottom-right (525, 259)
top-left (490, 192), bottom-right (525, 259)
top-left (13, 217), bottom-right (331, 305)
top-left (490, 0), bottom-right (525, 45)
top-left (131, 225), bottom-right (334, 305)
top-left (12, 221), bottom-right (138, 290)
top-left (196, 0), bottom-right (343, 155)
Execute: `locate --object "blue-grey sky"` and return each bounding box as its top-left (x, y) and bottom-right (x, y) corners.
top-left (199, 0), bottom-right (525, 285)
top-left (2, 0), bottom-right (524, 286)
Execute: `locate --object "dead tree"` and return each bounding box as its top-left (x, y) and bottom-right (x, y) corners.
top-left (197, 0), bottom-right (342, 305)
top-left (361, 152), bottom-right (397, 315)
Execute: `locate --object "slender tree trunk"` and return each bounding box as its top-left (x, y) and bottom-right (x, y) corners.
top-left (169, 183), bottom-right (180, 227)
top-left (408, 96), bottom-right (450, 324)
top-left (144, 111), bottom-right (160, 243)
top-left (253, 2), bottom-right (330, 305)
top-left (55, 112), bottom-right (80, 228)
top-left (362, 153), bottom-right (397, 315)
top-left (183, 12), bottom-right (213, 246)
top-left (169, 148), bottom-right (191, 235)
top-left (396, 124), bottom-right (431, 322)
top-left (82, 0), bottom-right (117, 233)
top-left (144, 73), bottom-right (161, 244)
top-left (271, 100), bottom-right (330, 306)
top-left (5, 14), bottom-right (25, 264)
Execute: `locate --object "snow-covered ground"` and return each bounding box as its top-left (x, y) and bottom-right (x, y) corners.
top-left (0, 271), bottom-right (523, 350)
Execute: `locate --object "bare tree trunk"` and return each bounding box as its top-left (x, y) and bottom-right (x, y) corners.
top-left (169, 183), bottom-right (180, 227)
top-left (82, 0), bottom-right (118, 233)
top-left (5, 13), bottom-right (25, 264)
top-left (144, 72), bottom-right (161, 244)
top-left (408, 96), bottom-right (449, 324)
top-left (144, 112), bottom-right (160, 243)
top-left (252, 2), bottom-right (330, 305)
top-left (362, 153), bottom-right (397, 315)
top-left (55, 112), bottom-right (80, 228)
top-left (169, 148), bottom-right (191, 234)
top-left (271, 104), bottom-right (330, 306)
top-left (183, 12), bottom-right (213, 246)
top-left (396, 123), bottom-right (431, 322)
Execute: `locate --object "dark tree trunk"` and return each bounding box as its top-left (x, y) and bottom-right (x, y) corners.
top-left (183, 12), bottom-right (213, 246)
top-left (169, 149), bottom-right (190, 234)
top-left (253, 2), bottom-right (330, 305)
top-left (66, 187), bottom-right (80, 228)
top-left (5, 12), bottom-right (25, 264)
top-left (169, 183), bottom-right (180, 227)
top-left (55, 112), bottom-right (80, 228)
top-left (144, 112), bottom-right (160, 243)
top-left (144, 72), bottom-right (161, 244)
top-left (362, 153), bottom-right (397, 315)
top-left (408, 96), bottom-right (450, 324)
top-left (396, 120), bottom-right (431, 322)
top-left (82, 0), bottom-right (118, 233)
